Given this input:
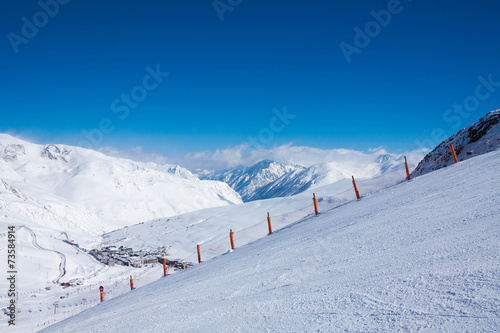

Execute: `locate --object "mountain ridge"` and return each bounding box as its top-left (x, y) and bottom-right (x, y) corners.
top-left (412, 108), bottom-right (500, 177)
top-left (203, 154), bottom-right (405, 201)
top-left (0, 133), bottom-right (242, 234)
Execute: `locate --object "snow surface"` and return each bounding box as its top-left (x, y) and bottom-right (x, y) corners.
top-left (42, 149), bottom-right (500, 332)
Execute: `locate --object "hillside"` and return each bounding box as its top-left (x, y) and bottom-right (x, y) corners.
top-left (43, 149), bottom-right (500, 332)
top-left (412, 108), bottom-right (500, 177)
top-left (0, 134), bottom-right (242, 233)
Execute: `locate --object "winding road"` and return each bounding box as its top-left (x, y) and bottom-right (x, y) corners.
top-left (20, 226), bottom-right (67, 284)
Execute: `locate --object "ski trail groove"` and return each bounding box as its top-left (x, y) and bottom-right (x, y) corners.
top-left (20, 226), bottom-right (67, 284)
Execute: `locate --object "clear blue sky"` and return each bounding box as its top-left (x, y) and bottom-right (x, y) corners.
top-left (1, 0), bottom-right (499, 156)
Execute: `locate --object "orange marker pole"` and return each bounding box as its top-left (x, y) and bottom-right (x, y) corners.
top-left (99, 286), bottom-right (104, 302)
top-left (197, 244), bottom-right (201, 263)
top-left (352, 176), bottom-right (360, 200)
top-left (313, 193), bottom-right (319, 215)
top-left (229, 229), bottom-right (235, 250)
top-left (129, 275), bottom-right (134, 290)
top-left (163, 258), bottom-right (167, 277)
top-left (404, 156), bottom-right (411, 181)
top-left (450, 144), bottom-right (458, 163)
top-left (267, 212), bottom-right (273, 235)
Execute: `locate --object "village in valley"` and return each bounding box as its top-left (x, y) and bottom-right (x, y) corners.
top-left (89, 245), bottom-right (194, 269)
top-left (65, 240), bottom-right (193, 270)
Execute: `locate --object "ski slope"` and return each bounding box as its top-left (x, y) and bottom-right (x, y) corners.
top-left (42, 150), bottom-right (500, 332)
top-left (102, 167), bottom-right (410, 261)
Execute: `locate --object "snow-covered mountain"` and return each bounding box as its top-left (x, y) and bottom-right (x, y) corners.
top-left (252, 156), bottom-right (404, 200)
top-left (204, 154), bottom-right (405, 201)
top-left (412, 108), bottom-right (500, 177)
top-left (202, 160), bottom-right (303, 201)
top-left (0, 134), bottom-right (242, 234)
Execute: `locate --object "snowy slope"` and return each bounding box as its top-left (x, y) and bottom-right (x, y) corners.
top-left (412, 108), bottom-right (500, 177)
top-left (102, 168), bottom-right (409, 261)
top-left (43, 149), bottom-right (500, 332)
top-left (0, 134), bottom-right (242, 233)
top-left (204, 155), bottom-right (405, 202)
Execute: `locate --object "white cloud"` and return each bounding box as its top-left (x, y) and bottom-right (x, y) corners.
top-left (99, 143), bottom-right (428, 174)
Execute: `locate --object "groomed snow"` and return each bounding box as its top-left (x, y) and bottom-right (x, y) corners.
top-left (42, 150), bottom-right (500, 332)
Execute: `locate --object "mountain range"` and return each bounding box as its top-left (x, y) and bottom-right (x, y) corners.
top-left (203, 154), bottom-right (405, 201)
top-left (0, 134), bottom-right (242, 234)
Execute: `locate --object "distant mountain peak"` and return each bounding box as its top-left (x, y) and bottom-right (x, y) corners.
top-left (2, 143), bottom-right (26, 162)
top-left (41, 144), bottom-right (72, 162)
top-left (376, 153), bottom-right (396, 164)
top-left (202, 160), bottom-right (304, 201)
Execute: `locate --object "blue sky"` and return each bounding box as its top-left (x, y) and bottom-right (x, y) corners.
top-left (1, 0), bottom-right (499, 164)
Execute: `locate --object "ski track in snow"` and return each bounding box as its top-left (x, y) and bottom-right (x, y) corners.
top-left (21, 226), bottom-right (67, 284)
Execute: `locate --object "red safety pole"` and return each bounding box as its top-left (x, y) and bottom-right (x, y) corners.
top-left (352, 176), bottom-right (360, 200)
top-left (129, 275), bottom-right (134, 290)
top-left (450, 144), bottom-right (458, 163)
top-left (229, 229), bottom-right (235, 250)
top-left (404, 156), bottom-right (411, 181)
top-left (313, 193), bottom-right (319, 215)
top-left (163, 258), bottom-right (167, 277)
top-left (99, 286), bottom-right (104, 302)
top-left (267, 212), bottom-right (273, 235)
top-left (197, 244), bottom-right (201, 263)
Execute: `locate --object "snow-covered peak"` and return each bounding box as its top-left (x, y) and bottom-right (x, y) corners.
top-left (202, 160), bottom-right (303, 201)
top-left (41, 144), bottom-right (72, 162)
top-left (2, 143), bottom-right (26, 161)
top-left (205, 154), bottom-right (406, 202)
